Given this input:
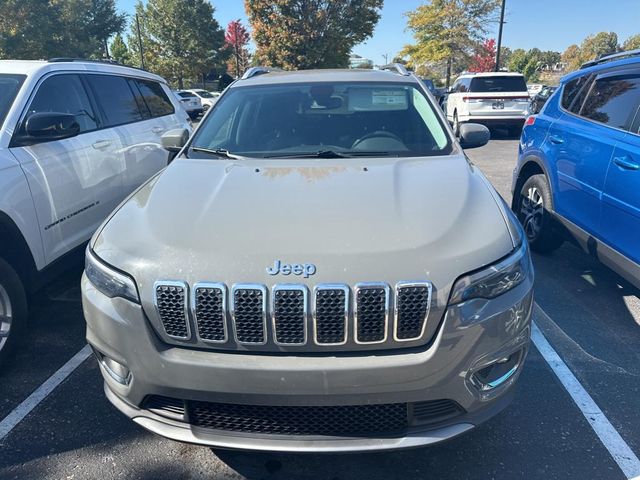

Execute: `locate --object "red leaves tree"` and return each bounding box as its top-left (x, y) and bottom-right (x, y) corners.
top-left (469, 38), bottom-right (497, 72)
top-left (225, 19), bottom-right (250, 77)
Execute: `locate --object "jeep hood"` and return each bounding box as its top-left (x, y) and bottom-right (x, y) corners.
top-left (93, 154), bottom-right (513, 306)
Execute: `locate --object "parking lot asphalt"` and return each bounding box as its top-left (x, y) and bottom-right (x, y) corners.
top-left (1, 130), bottom-right (639, 480)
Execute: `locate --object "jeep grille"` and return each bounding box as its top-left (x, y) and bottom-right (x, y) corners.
top-left (152, 281), bottom-right (433, 352)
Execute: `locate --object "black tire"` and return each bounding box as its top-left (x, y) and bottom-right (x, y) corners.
top-left (0, 257), bottom-right (28, 366)
top-left (515, 174), bottom-right (564, 253)
top-left (452, 111), bottom-right (460, 137)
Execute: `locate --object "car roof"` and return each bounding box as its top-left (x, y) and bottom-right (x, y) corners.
top-left (0, 59), bottom-right (167, 83)
top-left (232, 68), bottom-right (422, 87)
top-left (561, 55), bottom-right (640, 83)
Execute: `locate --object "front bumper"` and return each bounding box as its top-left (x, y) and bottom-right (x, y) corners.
top-left (82, 274), bottom-right (533, 452)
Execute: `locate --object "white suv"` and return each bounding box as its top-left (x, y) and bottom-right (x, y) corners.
top-left (0, 59), bottom-right (191, 363)
top-left (445, 72), bottom-right (530, 136)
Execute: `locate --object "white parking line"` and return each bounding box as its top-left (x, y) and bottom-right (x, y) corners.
top-left (0, 344), bottom-right (92, 442)
top-left (532, 320), bottom-right (640, 480)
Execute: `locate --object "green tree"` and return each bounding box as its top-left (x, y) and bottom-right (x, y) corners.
top-left (400, 0), bottom-right (501, 87)
top-left (498, 46), bottom-right (512, 69)
top-left (129, 0), bottom-right (226, 88)
top-left (245, 0), bottom-right (383, 69)
top-left (622, 34), bottom-right (640, 51)
top-left (581, 31), bottom-right (619, 60)
top-left (0, 0), bottom-right (125, 59)
top-left (561, 44), bottom-right (582, 72)
top-left (110, 34), bottom-right (131, 65)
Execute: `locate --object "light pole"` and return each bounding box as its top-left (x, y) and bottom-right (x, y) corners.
top-left (495, 0), bottom-right (506, 71)
top-left (136, 14), bottom-right (145, 70)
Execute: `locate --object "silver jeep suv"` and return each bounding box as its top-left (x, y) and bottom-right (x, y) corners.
top-left (82, 65), bottom-right (534, 452)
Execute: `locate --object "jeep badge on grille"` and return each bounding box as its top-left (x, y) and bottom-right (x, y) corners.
top-left (266, 260), bottom-right (317, 278)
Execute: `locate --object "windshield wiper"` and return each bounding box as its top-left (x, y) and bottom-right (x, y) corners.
top-left (264, 150), bottom-right (395, 159)
top-left (189, 147), bottom-right (246, 160)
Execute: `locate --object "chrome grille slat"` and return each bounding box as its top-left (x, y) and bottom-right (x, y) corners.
top-left (193, 283), bottom-right (227, 343)
top-left (154, 281), bottom-right (190, 340)
top-left (272, 285), bottom-right (307, 345)
top-left (354, 283), bottom-right (390, 344)
top-left (232, 284), bottom-right (267, 345)
top-left (394, 282), bottom-right (432, 341)
top-left (313, 285), bottom-right (348, 345)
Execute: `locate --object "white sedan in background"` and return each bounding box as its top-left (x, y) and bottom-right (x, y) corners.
top-left (183, 89), bottom-right (220, 111)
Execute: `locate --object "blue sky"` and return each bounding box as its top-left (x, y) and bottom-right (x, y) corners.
top-left (116, 0), bottom-right (639, 63)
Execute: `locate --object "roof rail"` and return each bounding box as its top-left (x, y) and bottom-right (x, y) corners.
top-left (47, 57), bottom-right (151, 73)
top-left (380, 63), bottom-right (411, 76)
top-left (581, 48), bottom-right (640, 69)
top-left (241, 66), bottom-right (282, 80)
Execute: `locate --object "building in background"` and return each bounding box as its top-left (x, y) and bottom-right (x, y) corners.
top-left (349, 54), bottom-right (374, 69)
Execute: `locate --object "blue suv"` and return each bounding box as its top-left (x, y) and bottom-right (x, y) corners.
top-left (512, 50), bottom-right (640, 289)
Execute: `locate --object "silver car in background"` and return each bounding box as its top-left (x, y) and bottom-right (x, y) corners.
top-left (82, 65), bottom-right (534, 452)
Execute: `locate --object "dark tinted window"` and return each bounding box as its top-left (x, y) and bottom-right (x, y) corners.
top-left (127, 79), bottom-right (151, 119)
top-left (28, 74), bottom-right (97, 132)
top-left (178, 91), bottom-right (196, 98)
top-left (470, 76), bottom-right (527, 92)
top-left (136, 80), bottom-right (174, 117)
top-left (561, 74), bottom-right (592, 112)
top-left (87, 74), bottom-right (142, 126)
top-left (580, 74), bottom-right (640, 129)
top-left (0, 74), bottom-right (25, 127)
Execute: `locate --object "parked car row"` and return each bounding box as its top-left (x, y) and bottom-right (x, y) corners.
top-left (0, 59), bottom-right (192, 363)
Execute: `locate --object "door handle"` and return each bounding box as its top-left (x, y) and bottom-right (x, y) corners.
top-left (92, 140), bottom-right (111, 150)
top-left (151, 126), bottom-right (164, 134)
top-left (548, 134), bottom-right (564, 145)
top-left (613, 155), bottom-right (640, 170)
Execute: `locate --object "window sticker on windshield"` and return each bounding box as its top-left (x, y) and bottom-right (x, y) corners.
top-left (371, 90), bottom-right (407, 106)
top-left (348, 88), bottom-right (408, 111)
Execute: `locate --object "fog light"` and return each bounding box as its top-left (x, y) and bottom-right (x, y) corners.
top-left (471, 350), bottom-right (523, 394)
top-left (93, 348), bottom-right (131, 385)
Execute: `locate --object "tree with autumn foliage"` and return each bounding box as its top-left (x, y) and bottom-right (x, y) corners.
top-left (468, 38), bottom-right (496, 72)
top-left (225, 20), bottom-right (251, 78)
top-left (245, 0), bottom-right (383, 69)
top-left (400, 0), bottom-right (501, 87)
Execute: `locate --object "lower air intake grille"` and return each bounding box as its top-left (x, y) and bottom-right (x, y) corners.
top-left (355, 286), bottom-right (388, 343)
top-left (412, 399), bottom-right (463, 424)
top-left (188, 401), bottom-right (408, 436)
top-left (194, 285), bottom-right (226, 342)
top-left (155, 283), bottom-right (188, 338)
top-left (396, 284), bottom-right (431, 340)
top-left (233, 287), bottom-right (266, 344)
top-left (273, 288), bottom-right (306, 345)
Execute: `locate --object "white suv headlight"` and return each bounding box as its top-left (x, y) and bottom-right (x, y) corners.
top-left (449, 241), bottom-right (531, 305)
top-left (85, 248), bottom-right (140, 304)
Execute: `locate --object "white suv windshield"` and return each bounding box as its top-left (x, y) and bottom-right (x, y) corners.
top-left (0, 74), bottom-right (26, 128)
top-left (191, 82), bottom-right (451, 158)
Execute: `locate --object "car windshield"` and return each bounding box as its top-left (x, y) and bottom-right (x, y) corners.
top-left (178, 92), bottom-right (196, 98)
top-left (470, 76), bottom-right (527, 92)
top-left (190, 81), bottom-right (451, 158)
top-left (193, 90), bottom-right (214, 98)
top-left (0, 74), bottom-right (26, 128)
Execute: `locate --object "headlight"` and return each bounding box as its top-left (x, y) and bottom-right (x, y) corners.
top-left (85, 248), bottom-right (140, 304)
top-left (449, 241), bottom-right (531, 305)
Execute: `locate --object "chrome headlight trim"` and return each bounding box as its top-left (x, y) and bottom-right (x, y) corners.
top-left (449, 241), bottom-right (531, 305)
top-left (85, 248), bottom-right (140, 304)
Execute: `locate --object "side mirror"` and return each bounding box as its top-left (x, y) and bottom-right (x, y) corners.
top-left (459, 123), bottom-right (490, 149)
top-left (161, 128), bottom-right (190, 153)
top-left (24, 112), bottom-right (80, 142)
